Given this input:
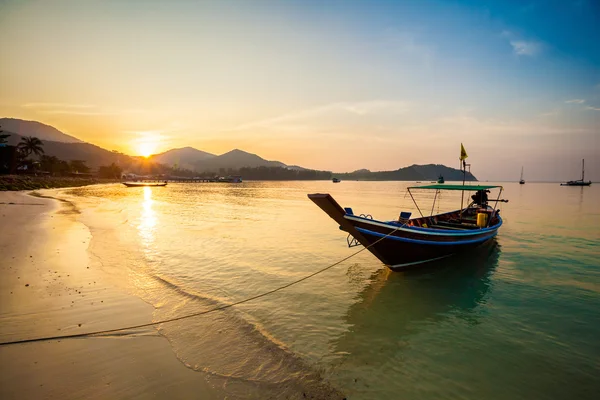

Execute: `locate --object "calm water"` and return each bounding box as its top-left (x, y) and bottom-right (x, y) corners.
top-left (53, 181), bottom-right (599, 399)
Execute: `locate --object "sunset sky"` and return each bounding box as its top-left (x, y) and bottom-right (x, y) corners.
top-left (0, 0), bottom-right (598, 180)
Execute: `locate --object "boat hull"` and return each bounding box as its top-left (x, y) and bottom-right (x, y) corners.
top-left (560, 181), bottom-right (591, 186)
top-left (308, 193), bottom-right (501, 271)
top-left (123, 182), bottom-right (167, 187)
top-left (349, 218), bottom-right (498, 270)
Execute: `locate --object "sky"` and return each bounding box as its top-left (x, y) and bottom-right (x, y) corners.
top-left (0, 0), bottom-right (598, 180)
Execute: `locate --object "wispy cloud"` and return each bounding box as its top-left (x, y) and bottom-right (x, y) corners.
top-left (509, 40), bottom-right (541, 56)
top-left (228, 100), bottom-right (411, 133)
top-left (41, 110), bottom-right (114, 116)
top-left (565, 99), bottom-right (585, 104)
top-left (585, 106), bottom-right (600, 111)
top-left (502, 31), bottom-right (542, 56)
top-left (22, 102), bottom-right (95, 109)
top-left (540, 109), bottom-right (559, 117)
top-left (21, 102), bottom-right (147, 116)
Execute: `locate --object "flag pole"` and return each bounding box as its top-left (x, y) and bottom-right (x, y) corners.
top-left (460, 159), bottom-right (466, 212)
top-left (459, 143), bottom-right (467, 216)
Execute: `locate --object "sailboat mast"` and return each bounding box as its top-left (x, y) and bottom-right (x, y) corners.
top-left (582, 159), bottom-right (585, 181)
top-left (521, 166), bottom-right (524, 180)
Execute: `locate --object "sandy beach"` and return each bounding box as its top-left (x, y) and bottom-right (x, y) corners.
top-left (0, 191), bottom-right (220, 399)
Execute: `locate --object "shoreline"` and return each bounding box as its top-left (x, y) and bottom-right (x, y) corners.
top-left (0, 175), bottom-right (121, 191)
top-left (0, 191), bottom-right (222, 400)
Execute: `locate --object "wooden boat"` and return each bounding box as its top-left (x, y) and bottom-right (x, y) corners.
top-left (561, 159), bottom-right (591, 186)
top-left (123, 182), bottom-right (167, 187)
top-left (308, 183), bottom-right (507, 271)
top-left (519, 167), bottom-right (525, 184)
top-left (437, 175), bottom-right (444, 184)
top-left (332, 177), bottom-right (340, 183)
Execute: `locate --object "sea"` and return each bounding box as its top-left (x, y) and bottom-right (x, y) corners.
top-left (52, 181), bottom-right (599, 399)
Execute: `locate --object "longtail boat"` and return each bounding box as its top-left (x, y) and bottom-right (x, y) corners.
top-left (308, 145), bottom-right (508, 271)
top-left (123, 182), bottom-right (167, 187)
top-left (309, 184), bottom-right (506, 270)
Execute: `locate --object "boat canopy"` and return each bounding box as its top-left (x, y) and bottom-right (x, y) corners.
top-left (408, 184), bottom-right (502, 191)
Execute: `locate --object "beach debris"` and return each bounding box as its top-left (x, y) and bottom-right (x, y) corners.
top-left (25, 283), bottom-right (29, 287)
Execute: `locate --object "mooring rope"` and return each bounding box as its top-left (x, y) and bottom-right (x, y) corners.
top-left (0, 220), bottom-right (407, 346)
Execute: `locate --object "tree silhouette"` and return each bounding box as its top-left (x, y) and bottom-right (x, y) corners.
top-left (0, 125), bottom-right (10, 145)
top-left (17, 136), bottom-right (44, 157)
top-left (69, 159), bottom-right (90, 174)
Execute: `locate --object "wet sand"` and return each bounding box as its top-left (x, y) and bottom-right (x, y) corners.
top-left (0, 192), bottom-right (220, 399)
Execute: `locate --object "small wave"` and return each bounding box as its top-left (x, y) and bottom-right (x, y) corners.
top-left (143, 272), bottom-right (345, 398)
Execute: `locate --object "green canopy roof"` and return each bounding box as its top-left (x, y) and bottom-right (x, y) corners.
top-left (408, 184), bottom-right (502, 191)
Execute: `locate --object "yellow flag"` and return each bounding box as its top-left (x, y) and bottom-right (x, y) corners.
top-left (459, 143), bottom-right (468, 160)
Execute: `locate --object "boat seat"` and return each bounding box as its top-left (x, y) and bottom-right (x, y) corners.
top-left (398, 211), bottom-right (412, 224)
top-left (433, 221), bottom-right (478, 230)
top-left (430, 224), bottom-right (471, 230)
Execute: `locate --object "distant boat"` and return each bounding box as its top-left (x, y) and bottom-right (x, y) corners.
top-left (561, 159), bottom-right (591, 186)
top-left (332, 178), bottom-right (340, 183)
top-left (437, 175), bottom-right (444, 184)
top-left (123, 182), bottom-right (167, 187)
top-left (519, 167), bottom-right (525, 185)
top-left (210, 175), bottom-right (243, 183)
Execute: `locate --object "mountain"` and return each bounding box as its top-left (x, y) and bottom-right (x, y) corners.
top-left (151, 147), bottom-right (215, 170)
top-left (4, 133), bottom-right (129, 168)
top-left (194, 149), bottom-right (287, 172)
top-left (0, 118), bottom-right (82, 143)
top-left (336, 164), bottom-right (477, 181)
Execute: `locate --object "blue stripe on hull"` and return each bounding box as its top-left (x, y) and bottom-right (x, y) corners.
top-left (355, 227), bottom-right (498, 246)
top-left (345, 214), bottom-right (503, 236)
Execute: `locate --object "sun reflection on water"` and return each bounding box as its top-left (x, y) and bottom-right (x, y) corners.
top-left (138, 186), bottom-right (157, 252)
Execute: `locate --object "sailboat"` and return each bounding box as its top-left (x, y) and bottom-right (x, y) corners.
top-left (519, 167), bottom-right (525, 185)
top-left (561, 159), bottom-right (591, 186)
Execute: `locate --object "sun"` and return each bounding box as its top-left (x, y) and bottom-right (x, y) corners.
top-left (138, 142), bottom-right (156, 158)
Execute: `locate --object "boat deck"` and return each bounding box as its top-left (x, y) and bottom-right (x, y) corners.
top-left (393, 208), bottom-right (498, 231)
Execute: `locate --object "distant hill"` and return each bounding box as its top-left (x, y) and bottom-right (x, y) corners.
top-left (336, 164), bottom-right (477, 181)
top-left (151, 147), bottom-right (215, 170)
top-left (4, 132), bottom-right (129, 168)
top-left (0, 118), bottom-right (82, 143)
top-left (194, 149), bottom-right (287, 172)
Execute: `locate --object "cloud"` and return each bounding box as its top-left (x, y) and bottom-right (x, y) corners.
top-left (509, 40), bottom-right (541, 56)
top-left (501, 31), bottom-right (542, 56)
top-left (565, 99), bottom-right (585, 104)
top-left (41, 110), bottom-right (114, 116)
top-left (540, 109), bottom-right (559, 117)
top-left (585, 106), bottom-right (600, 111)
top-left (22, 102), bottom-right (95, 109)
top-left (21, 102), bottom-right (148, 116)
top-left (228, 100), bottom-right (411, 133)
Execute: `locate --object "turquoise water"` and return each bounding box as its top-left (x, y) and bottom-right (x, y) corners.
top-left (55, 181), bottom-right (599, 399)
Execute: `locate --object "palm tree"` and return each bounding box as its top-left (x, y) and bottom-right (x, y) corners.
top-left (18, 136), bottom-right (44, 158)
